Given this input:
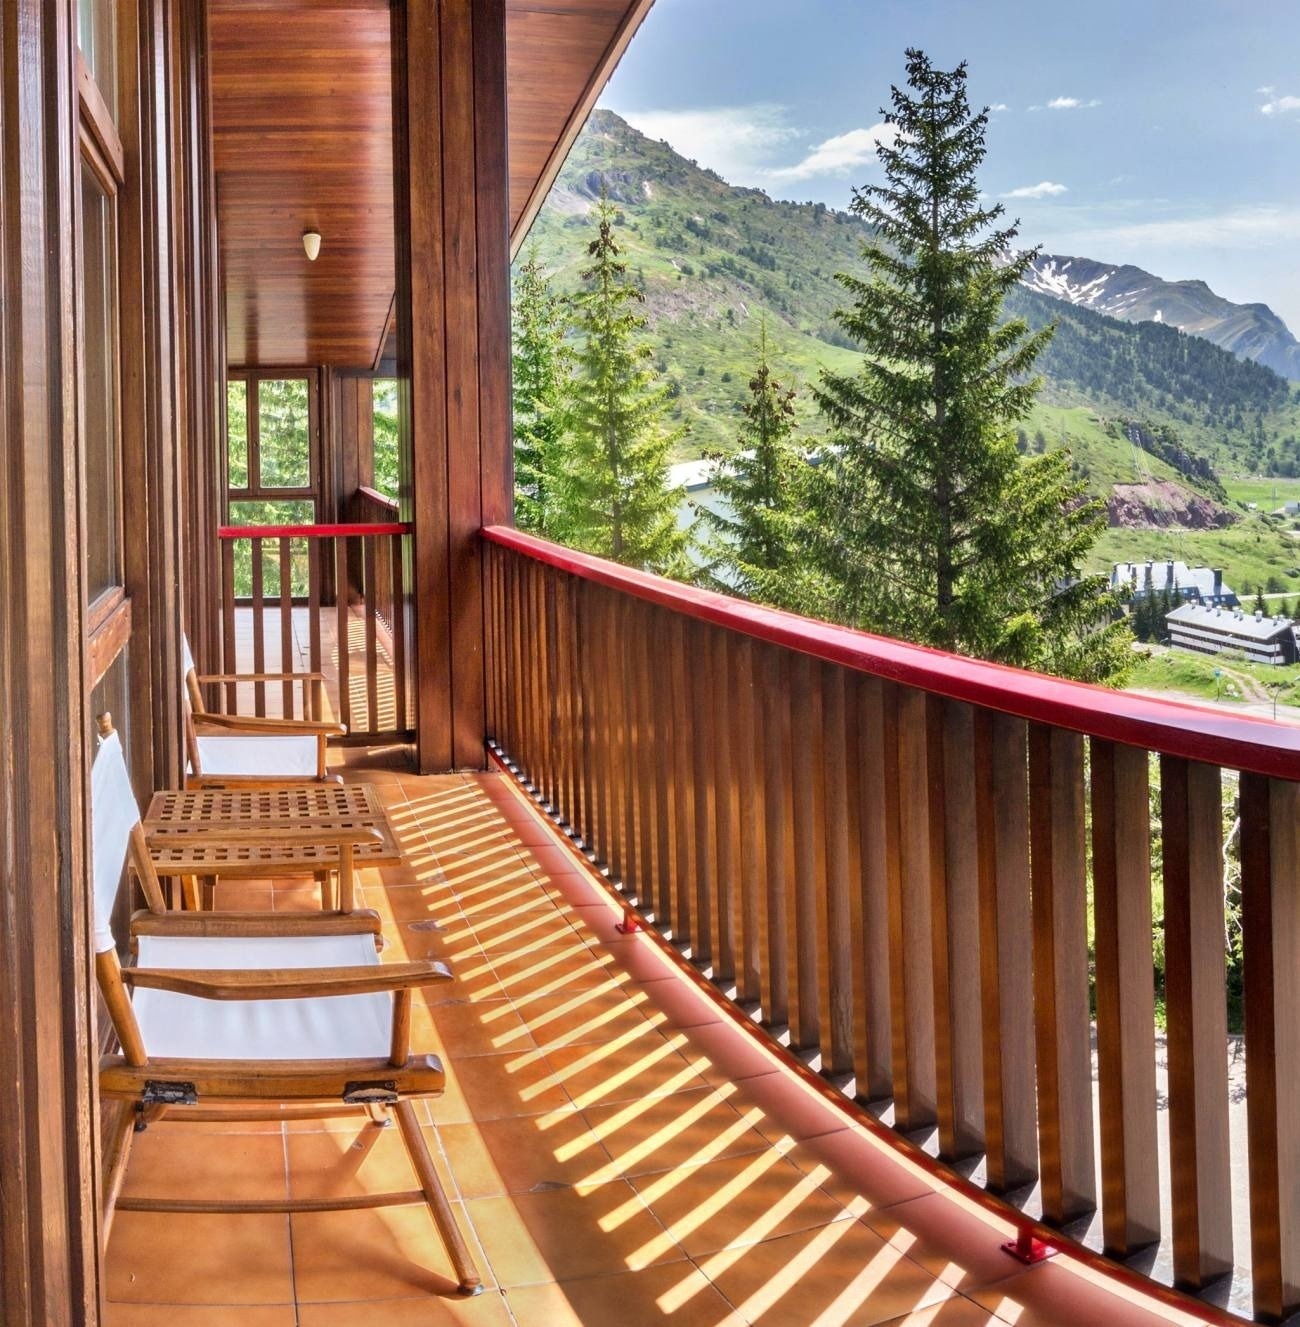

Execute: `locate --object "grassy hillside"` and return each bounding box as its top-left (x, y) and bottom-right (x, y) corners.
top-left (524, 109), bottom-right (1300, 478)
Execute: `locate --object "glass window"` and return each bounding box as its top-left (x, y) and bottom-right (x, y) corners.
top-left (372, 377), bottom-right (399, 500)
top-left (227, 379), bottom-right (249, 489)
top-left (257, 378), bottom-right (311, 488)
top-left (77, 0), bottom-right (117, 120)
top-left (227, 499), bottom-right (315, 600)
top-left (81, 160), bottom-right (121, 605)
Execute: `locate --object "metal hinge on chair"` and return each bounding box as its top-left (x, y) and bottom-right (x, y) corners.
top-left (140, 1080), bottom-right (199, 1107)
top-left (342, 1079), bottom-right (399, 1104)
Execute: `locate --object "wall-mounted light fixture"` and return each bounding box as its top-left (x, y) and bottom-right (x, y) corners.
top-left (302, 230), bottom-right (322, 262)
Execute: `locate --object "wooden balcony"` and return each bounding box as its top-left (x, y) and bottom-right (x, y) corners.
top-left (473, 525), bottom-right (1300, 1325)
top-left (103, 753), bottom-right (1233, 1326)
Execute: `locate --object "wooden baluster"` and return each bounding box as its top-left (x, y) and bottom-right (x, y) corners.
top-left (575, 581), bottom-right (595, 852)
top-left (632, 602), bottom-right (659, 913)
top-left (974, 710), bottom-right (1037, 1192)
top-left (392, 532), bottom-right (407, 734)
top-left (710, 627), bottom-right (738, 985)
top-left (588, 582), bottom-right (611, 862)
top-left (363, 532), bottom-right (379, 735)
top-left (667, 612), bottom-right (695, 942)
top-left (619, 596), bottom-right (641, 898)
top-left (855, 675), bottom-right (894, 1101)
top-left (788, 650), bottom-right (824, 1051)
top-left (542, 570), bottom-right (560, 813)
top-left (221, 538), bottom-right (237, 713)
top-left (550, 571), bottom-right (570, 825)
top-left (1029, 723), bottom-right (1095, 1224)
top-left (732, 635), bottom-right (763, 1003)
top-left (890, 684), bottom-right (937, 1130)
top-left (818, 664), bottom-right (854, 1075)
top-left (566, 575), bottom-right (586, 832)
top-left (251, 535), bottom-right (266, 715)
top-left (759, 644), bottom-right (794, 1029)
top-left (690, 619), bottom-right (716, 966)
top-left (1242, 773), bottom-right (1300, 1322)
top-left (307, 537), bottom-right (323, 716)
top-left (334, 534), bottom-right (352, 734)
top-left (935, 698), bottom-right (983, 1160)
top-left (651, 607), bottom-right (675, 928)
top-left (1091, 738), bottom-right (1159, 1257)
top-left (279, 536), bottom-right (294, 717)
top-left (1161, 754), bottom-right (1232, 1290)
top-left (604, 589), bottom-right (623, 881)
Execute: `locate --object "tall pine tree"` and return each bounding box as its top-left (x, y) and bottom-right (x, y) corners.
top-left (559, 194), bottom-right (690, 575)
top-left (811, 50), bottom-right (1130, 683)
top-left (697, 320), bottom-right (808, 607)
top-left (511, 245), bottom-right (572, 535)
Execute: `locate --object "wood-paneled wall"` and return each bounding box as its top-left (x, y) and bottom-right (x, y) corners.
top-left (0, 2), bottom-right (99, 1320)
top-left (393, 0), bottom-right (512, 772)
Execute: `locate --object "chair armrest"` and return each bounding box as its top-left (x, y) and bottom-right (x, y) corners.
top-left (197, 671), bottom-right (327, 684)
top-left (194, 713), bottom-right (345, 738)
top-left (123, 960), bottom-right (451, 1001)
top-left (129, 908), bottom-right (383, 939)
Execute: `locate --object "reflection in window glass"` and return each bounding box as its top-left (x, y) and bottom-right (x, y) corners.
top-left (257, 378), bottom-right (311, 488)
top-left (77, 0), bottom-right (117, 120)
top-left (227, 380), bottom-right (249, 489)
top-left (372, 378), bottom-right (399, 501)
top-left (82, 160), bottom-right (121, 605)
top-left (227, 499), bottom-right (315, 600)
top-left (90, 645), bottom-right (130, 952)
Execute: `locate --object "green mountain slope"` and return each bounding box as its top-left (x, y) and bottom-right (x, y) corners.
top-left (522, 109), bottom-right (1300, 494)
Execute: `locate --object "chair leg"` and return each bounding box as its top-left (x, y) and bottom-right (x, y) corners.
top-left (393, 1100), bottom-right (481, 1295)
top-left (101, 1101), bottom-right (138, 1250)
top-left (181, 874), bottom-right (201, 911)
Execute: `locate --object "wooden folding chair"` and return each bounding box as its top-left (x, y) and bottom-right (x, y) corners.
top-left (182, 634), bottom-right (344, 787)
top-left (92, 716), bottom-right (480, 1295)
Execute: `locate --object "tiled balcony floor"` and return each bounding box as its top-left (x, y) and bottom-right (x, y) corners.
top-left (104, 762), bottom-right (1218, 1327)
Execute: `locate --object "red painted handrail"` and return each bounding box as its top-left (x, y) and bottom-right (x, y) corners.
top-left (482, 524), bottom-right (1300, 781)
top-left (218, 521), bottom-right (409, 539)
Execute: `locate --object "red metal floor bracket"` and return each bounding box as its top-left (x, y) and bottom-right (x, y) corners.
top-left (1001, 1228), bottom-right (1056, 1264)
top-left (614, 906), bottom-right (642, 935)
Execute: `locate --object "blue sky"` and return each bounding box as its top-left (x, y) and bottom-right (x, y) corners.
top-left (600, 0), bottom-right (1300, 328)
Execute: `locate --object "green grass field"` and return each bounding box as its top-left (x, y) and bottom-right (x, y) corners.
top-left (1126, 648), bottom-right (1300, 709)
top-left (1220, 475), bottom-right (1300, 512)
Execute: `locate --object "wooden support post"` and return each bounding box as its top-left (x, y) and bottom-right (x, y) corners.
top-left (394, 0), bottom-right (510, 772)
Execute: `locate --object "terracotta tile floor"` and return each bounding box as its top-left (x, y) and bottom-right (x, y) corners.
top-left (104, 764), bottom-right (1222, 1327)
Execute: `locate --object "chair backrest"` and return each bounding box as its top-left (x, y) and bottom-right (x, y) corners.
top-left (90, 722), bottom-right (142, 955)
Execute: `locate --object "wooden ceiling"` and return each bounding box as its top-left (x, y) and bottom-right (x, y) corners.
top-left (210, 0), bottom-right (653, 370)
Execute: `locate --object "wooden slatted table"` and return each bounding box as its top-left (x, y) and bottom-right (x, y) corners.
top-left (144, 784), bottom-right (401, 909)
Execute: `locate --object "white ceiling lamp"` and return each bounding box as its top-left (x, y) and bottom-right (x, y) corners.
top-left (302, 230), bottom-right (322, 262)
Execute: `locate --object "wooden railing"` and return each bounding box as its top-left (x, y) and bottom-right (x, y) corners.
top-left (483, 524), bottom-right (1300, 1324)
top-left (217, 519), bottom-right (411, 742)
top-left (347, 487), bottom-right (403, 641)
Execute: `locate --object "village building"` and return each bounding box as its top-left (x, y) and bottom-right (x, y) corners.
top-left (1166, 602), bottom-right (1299, 665)
top-left (1111, 559), bottom-right (1238, 607)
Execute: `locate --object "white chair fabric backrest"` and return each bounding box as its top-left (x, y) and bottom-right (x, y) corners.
top-left (181, 633), bottom-right (196, 695)
top-left (90, 730), bottom-right (141, 955)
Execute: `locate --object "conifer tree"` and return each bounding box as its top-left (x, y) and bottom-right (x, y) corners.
top-left (559, 194), bottom-right (690, 575)
top-left (511, 246), bottom-right (572, 535)
top-left (810, 49), bottom-right (1130, 682)
top-left (697, 320), bottom-right (808, 607)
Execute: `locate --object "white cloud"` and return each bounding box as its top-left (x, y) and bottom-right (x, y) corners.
top-left (1069, 205), bottom-right (1300, 250)
top-left (1001, 180), bottom-right (1068, 199)
top-left (1029, 96), bottom-right (1103, 111)
top-left (1260, 91), bottom-right (1300, 115)
top-left (762, 123), bottom-right (897, 183)
top-left (990, 102), bottom-right (1010, 112)
top-left (613, 104), bottom-right (801, 185)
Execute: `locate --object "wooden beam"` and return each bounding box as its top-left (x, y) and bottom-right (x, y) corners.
top-left (0, 0), bottom-right (100, 1320)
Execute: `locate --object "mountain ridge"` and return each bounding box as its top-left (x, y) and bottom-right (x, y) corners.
top-left (1021, 252), bottom-right (1300, 381)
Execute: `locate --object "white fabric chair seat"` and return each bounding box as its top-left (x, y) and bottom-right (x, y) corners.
top-left (194, 733), bottom-right (318, 778)
top-left (132, 933), bottom-right (390, 1060)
